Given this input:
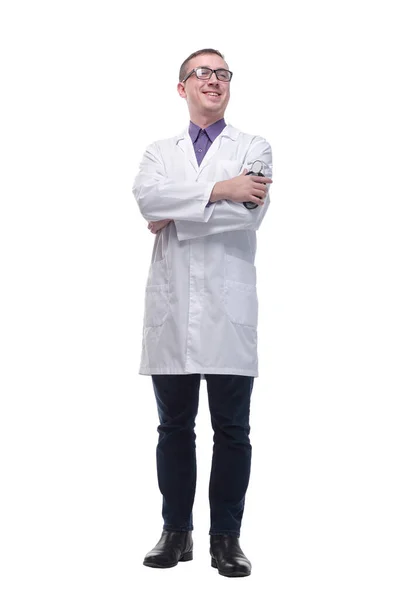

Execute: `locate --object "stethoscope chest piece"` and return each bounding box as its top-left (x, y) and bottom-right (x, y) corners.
top-left (243, 161), bottom-right (265, 210)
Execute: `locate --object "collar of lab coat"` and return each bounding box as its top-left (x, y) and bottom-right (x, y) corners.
top-left (175, 123), bottom-right (240, 175)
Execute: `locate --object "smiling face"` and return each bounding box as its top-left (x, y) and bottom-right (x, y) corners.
top-left (177, 53), bottom-right (231, 127)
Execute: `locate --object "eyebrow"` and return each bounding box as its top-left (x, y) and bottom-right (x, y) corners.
top-left (196, 65), bottom-right (228, 70)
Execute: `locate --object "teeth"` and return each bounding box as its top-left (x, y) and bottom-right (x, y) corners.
top-left (205, 93), bottom-right (219, 96)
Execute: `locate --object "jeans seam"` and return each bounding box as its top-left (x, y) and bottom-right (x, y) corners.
top-left (163, 526), bottom-right (193, 532)
top-left (209, 530), bottom-right (240, 537)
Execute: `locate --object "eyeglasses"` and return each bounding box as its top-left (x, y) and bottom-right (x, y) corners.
top-left (181, 67), bottom-right (233, 83)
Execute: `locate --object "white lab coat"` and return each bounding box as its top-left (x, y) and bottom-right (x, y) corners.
top-left (132, 123), bottom-right (272, 379)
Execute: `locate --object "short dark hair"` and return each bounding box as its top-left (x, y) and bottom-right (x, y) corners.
top-left (179, 48), bottom-right (227, 82)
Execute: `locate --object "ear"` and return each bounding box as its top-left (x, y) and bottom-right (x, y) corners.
top-left (177, 82), bottom-right (187, 99)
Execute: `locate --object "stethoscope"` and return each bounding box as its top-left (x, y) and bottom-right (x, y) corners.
top-left (243, 160), bottom-right (265, 210)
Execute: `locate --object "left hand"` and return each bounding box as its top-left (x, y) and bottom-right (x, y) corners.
top-left (148, 219), bottom-right (173, 234)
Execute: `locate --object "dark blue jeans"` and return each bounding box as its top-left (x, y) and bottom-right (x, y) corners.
top-left (151, 374), bottom-right (254, 537)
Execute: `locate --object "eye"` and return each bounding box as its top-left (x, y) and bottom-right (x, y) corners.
top-left (216, 70), bottom-right (230, 81)
top-left (196, 67), bottom-right (212, 79)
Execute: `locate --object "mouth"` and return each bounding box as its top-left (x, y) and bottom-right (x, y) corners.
top-left (203, 92), bottom-right (221, 98)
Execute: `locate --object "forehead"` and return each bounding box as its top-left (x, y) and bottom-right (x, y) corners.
top-left (187, 53), bottom-right (229, 71)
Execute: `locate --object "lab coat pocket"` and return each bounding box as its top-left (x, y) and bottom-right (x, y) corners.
top-left (223, 254), bottom-right (258, 328)
top-left (218, 159), bottom-right (243, 179)
top-left (144, 257), bottom-right (170, 327)
top-left (144, 284), bottom-right (169, 327)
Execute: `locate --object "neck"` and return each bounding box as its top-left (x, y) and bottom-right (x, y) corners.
top-left (190, 113), bottom-right (224, 129)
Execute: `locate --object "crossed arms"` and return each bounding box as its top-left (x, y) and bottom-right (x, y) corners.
top-left (133, 137), bottom-right (273, 241)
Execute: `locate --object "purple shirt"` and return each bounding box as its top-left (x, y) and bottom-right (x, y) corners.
top-left (189, 118), bottom-right (226, 207)
top-left (189, 118), bottom-right (226, 165)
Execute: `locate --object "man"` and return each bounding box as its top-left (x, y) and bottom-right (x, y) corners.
top-left (132, 48), bottom-right (273, 578)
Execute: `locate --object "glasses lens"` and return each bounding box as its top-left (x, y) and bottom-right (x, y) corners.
top-left (196, 67), bottom-right (212, 79)
top-left (216, 69), bottom-right (231, 81)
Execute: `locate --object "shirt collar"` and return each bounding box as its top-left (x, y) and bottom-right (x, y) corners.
top-left (189, 118), bottom-right (226, 144)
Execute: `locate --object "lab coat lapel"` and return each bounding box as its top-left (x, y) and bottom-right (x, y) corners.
top-left (176, 129), bottom-right (199, 174)
top-left (196, 124), bottom-right (239, 177)
top-left (176, 124), bottom-right (239, 177)
top-left (196, 133), bottom-right (223, 177)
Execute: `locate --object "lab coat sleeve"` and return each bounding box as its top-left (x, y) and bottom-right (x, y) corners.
top-left (132, 142), bottom-right (217, 222)
top-left (174, 137), bottom-right (273, 241)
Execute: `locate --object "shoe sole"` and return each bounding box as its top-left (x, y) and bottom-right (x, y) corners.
top-left (143, 551), bottom-right (193, 568)
top-left (211, 557), bottom-right (251, 577)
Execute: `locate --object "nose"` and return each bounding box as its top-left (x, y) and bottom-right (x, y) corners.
top-left (209, 71), bottom-right (219, 83)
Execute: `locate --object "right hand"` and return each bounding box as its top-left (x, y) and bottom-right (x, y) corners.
top-left (147, 218), bottom-right (173, 234)
top-left (227, 169), bottom-right (273, 205)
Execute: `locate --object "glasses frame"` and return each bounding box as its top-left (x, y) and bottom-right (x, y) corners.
top-left (181, 66), bottom-right (233, 83)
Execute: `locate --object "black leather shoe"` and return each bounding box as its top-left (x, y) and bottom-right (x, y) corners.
top-left (210, 534), bottom-right (251, 577)
top-left (143, 531), bottom-right (193, 568)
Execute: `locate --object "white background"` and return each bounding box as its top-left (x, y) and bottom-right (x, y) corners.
top-left (1, 0), bottom-right (399, 598)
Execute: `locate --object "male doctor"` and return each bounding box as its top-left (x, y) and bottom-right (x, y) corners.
top-left (132, 48), bottom-right (273, 578)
